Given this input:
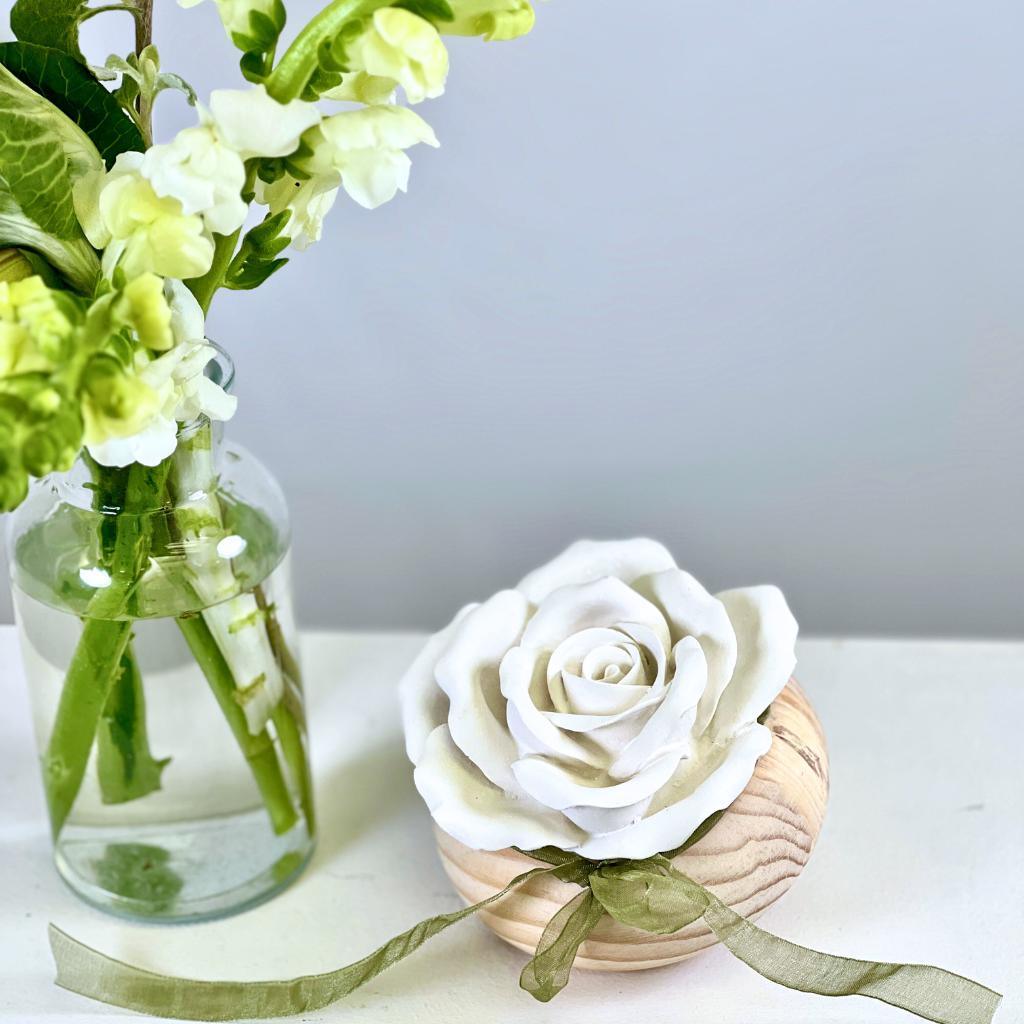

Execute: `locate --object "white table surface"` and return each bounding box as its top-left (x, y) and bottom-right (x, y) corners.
top-left (1, 629), bottom-right (1021, 1024)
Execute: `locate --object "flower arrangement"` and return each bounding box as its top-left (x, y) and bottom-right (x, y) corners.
top-left (0, 0), bottom-right (535, 918)
top-left (1, 0), bottom-right (530, 496)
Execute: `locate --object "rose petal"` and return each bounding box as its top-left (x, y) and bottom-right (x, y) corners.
top-left (561, 798), bottom-right (653, 835)
top-left (516, 538), bottom-right (677, 604)
top-left (544, 693), bottom-right (662, 734)
top-left (609, 636), bottom-right (708, 781)
top-left (708, 585), bottom-right (798, 742)
top-left (512, 749), bottom-right (681, 812)
top-left (434, 590), bottom-right (530, 794)
top-left (633, 568), bottom-right (738, 736)
top-left (562, 671), bottom-right (650, 717)
top-left (546, 626), bottom-right (641, 711)
top-left (400, 603), bottom-right (477, 763)
top-left (414, 725), bottom-right (582, 851)
top-left (542, 622), bottom-right (668, 738)
top-left (614, 621), bottom-right (669, 692)
top-left (500, 645), bottom-right (596, 766)
top-left (522, 577), bottom-right (672, 655)
top-left (574, 723), bottom-right (773, 860)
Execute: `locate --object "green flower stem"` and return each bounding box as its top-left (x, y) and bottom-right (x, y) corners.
top-left (133, 0), bottom-right (155, 146)
top-left (256, 584), bottom-right (315, 835)
top-left (264, 0), bottom-right (392, 103)
top-left (187, 164), bottom-right (256, 313)
top-left (82, 457), bottom-right (169, 806)
top-left (177, 613), bottom-right (298, 836)
top-left (43, 618), bottom-right (133, 839)
top-left (186, 226), bottom-right (242, 315)
top-left (42, 459), bottom-right (172, 837)
top-left (168, 426), bottom-right (308, 836)
top-left (269, 705), bottom-right (314, 836)
top-left (86, 460), bottom-right (172, 621)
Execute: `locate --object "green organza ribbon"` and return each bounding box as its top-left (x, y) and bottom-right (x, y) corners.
top-left (49, 848), bottom-right (1001, 1023)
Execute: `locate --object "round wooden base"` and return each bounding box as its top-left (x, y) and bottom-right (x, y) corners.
top-left (434, 679), bottom-right (828, 971)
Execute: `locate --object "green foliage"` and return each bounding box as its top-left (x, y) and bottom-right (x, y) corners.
top-left (235, 0), bottom-right (287, 82)
top-left (0, 248), bottom-right (33, 283)
top-left (0, 63), bottom-right (102, 291)
top-left (97, 647), bottom-right (171, 805)
top-left (223, 211), bottom-right (291, 291)
top-left (0, 65), bottom-right (89, 241)
top-left (9, 0), bottom-right (90, 62)
top-left (0, 274), bottom-right (172, 512)
top-left (0, 278), bottom-right (86, 509)
top-left (295, 17), bottom-right (365, 100)
top-left (0, 42), bottom-right (143, 167)
top-left (105, 46), bottom-right (197, 125)
top-left (0, 379), bottom-right (82, 509)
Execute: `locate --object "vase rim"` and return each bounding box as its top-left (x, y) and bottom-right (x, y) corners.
top-left (205, 338), bottom-right (235, 394)
top-left (174, 339), bottom-right (234, 443)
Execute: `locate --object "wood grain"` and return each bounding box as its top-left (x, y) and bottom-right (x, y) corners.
top-left (434, 679), bottom-right (828, 971)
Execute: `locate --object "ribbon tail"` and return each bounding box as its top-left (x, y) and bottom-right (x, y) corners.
top-left (49, 865), bottom-right (557, 1021)
top-left (519, 888), bottom-right (605, 1003)
top-left (700, 893), bottom-right (1002, 1024)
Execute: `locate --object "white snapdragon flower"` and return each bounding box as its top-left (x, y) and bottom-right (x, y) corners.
top-left (86, 85), bottom-right (320, 275)
top-left (346, 9), bottom-right (449, 105)
top-left (302, 105), bottom-right (439, 210)
top-left (208, 84), bottom-right (321, 159)
top-left (83, 153), bottom-right (215, 280)
top-left (142, 120), bottom-right (248, 236)
top-left (257, 174), bottom-right (340, 250)
top-left (140, 86), bottom-right (319, 238)
top-left (87, 281), bottom-right (237, 468)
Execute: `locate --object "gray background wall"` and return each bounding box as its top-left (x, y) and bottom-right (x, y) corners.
top-left (2, 1), bottom-right (1022, 636)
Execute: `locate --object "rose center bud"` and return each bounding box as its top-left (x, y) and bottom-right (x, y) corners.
top-left (581, 644), bottom-right (636, 685)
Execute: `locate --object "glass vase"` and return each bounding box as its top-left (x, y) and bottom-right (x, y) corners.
top-left (6, 348), bottom-right (315, 922)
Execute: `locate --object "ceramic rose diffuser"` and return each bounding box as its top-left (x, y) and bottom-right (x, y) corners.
top-left (51, 543), bottom-right (1001, 1021)
top-left (403, 538), bottom-right (827, 971)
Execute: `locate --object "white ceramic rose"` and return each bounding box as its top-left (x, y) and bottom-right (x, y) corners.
top-left (401, 539), bottom-right (798, 860)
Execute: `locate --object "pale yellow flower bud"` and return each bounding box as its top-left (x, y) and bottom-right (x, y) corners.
top-left (347, 9), bottom-right (449, 105)
top-left (115, 274), bottom-right (175, 352)
top-left (444, 0), bottom-right (535, 40)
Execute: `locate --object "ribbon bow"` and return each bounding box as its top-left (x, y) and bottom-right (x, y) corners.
top-left (50, 847), bottom-right (1001, 1023)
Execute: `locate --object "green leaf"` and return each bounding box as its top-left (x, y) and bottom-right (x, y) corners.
top-left (231, 0), bottom-right (287, 64)
top-left (10, 0), bottom-right (90, 62)
top-left (0, 63), bottom-right (101, 291)
top-left (97, 644), bottom-right (171, 805)
top-left (105, 48), bottom-right (197, 117)
top-left (224, 210), bottom-right (292, 291)
top-left (225, 256), bottom-right (289, 290)
top-left (0, 42), bottom-right (143, 167)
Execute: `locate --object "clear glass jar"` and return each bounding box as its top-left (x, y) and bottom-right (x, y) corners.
top-left (6, 349), bottom-right (314, 922)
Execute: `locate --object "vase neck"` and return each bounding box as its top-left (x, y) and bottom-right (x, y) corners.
top-left (57, 417), bottom-right (223, 515)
